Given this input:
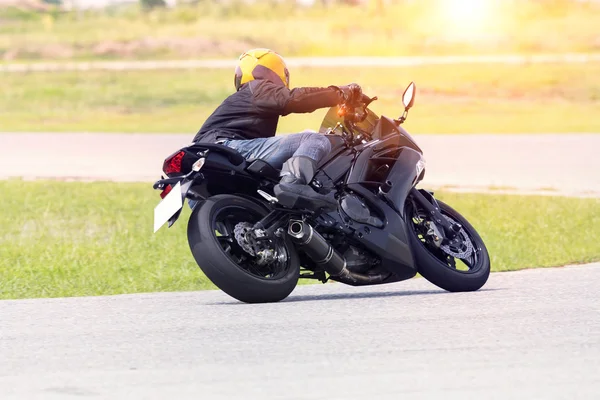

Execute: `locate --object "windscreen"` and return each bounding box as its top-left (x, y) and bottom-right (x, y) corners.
top-left (318, 106), bottom-right (380, 134)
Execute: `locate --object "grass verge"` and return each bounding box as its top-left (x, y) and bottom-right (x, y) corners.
top-left (1, 180), bottom-right (599, 300)
top-left (2, 63), bottom-right (600, 133)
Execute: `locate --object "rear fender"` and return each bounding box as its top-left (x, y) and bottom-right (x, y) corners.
top-left (167, 180), bottom-right (194, 228)
top-left (186, 142), bottom-right (245, 166)
top-left (153, 178), bottom-right (196, 232)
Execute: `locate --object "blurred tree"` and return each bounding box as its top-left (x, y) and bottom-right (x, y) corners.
top-left (140, 0), bottom-right (166, 9)
top-left (0, 0), bottom-right (52, 11)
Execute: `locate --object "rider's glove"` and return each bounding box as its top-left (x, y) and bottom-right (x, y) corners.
top-left (332, 83), bottom-right (363, 104)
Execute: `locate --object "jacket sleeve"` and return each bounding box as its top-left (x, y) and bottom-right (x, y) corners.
top-left (251, 80), bottom-right (343, 117)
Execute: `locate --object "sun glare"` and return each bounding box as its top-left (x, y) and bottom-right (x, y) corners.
top-left (438, 0), bottom-right (496, 38)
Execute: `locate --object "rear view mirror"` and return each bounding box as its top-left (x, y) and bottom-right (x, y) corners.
top-left (402, 82), bottom-right (416, 110)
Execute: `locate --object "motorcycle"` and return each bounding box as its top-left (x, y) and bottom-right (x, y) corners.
top-left (152, 82), bottom-right (491, 303)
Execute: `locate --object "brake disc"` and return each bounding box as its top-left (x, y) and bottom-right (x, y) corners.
top-left (440, 215), bottom-right (474, 259)
top-left (233, 222), bottom-right (260, 256)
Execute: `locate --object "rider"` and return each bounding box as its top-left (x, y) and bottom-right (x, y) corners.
top-left (193, 48), bottom-right (363, 211)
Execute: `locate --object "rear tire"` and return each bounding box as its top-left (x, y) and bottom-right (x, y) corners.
top-left (406, 199), bottom-right (491, 292)
top-left (188, 195), bottom-right (299, 303)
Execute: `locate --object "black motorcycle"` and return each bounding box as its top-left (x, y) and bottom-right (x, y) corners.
top-left (152, 82), bottom-right (490, 303)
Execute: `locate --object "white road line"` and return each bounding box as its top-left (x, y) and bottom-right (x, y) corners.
top-left (2, 53), bottom-right (600, 72)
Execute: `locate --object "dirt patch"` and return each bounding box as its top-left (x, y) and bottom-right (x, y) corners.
top-left (2, 43), bottom-right (75, 60)
top-left (93, 37), bottom-right (253, 58)
top-left (2, 36), bottom-right (255, 60)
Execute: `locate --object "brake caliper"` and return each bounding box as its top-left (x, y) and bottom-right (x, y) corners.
top-left (439, 216), bottom-right (474, 259)
top-left (233, 222), bottom-right (281, 265)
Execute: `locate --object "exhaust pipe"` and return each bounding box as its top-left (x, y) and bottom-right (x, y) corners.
top-left (288, 220), bottom-right (389, 285)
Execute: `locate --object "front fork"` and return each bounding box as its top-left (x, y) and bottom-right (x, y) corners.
top-left (409, 188), bottom-right (461, 242)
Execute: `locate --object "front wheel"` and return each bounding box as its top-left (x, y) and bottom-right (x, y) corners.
top-left (406, 198), bottom-right (490, 292)
top-left (187, 195), bottom-right (300, 303)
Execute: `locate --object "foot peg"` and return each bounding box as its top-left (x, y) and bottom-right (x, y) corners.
top-left (257, 190), bottom-right (278, 204)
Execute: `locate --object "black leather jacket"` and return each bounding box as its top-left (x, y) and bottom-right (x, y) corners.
top-left (193, 79), bottom-right (344, 143)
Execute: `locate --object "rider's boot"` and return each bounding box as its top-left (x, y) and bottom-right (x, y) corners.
top-left (274, 156), bottom-right (337, 211)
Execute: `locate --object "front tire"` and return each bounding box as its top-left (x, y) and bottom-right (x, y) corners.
top-left (406, 199), bottom-right (491, 292)
top-left (188, 195), bottom-right (300, 303)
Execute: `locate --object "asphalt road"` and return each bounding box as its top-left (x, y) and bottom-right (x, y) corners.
top-left (1, 264), bottom-right (599, 399)
top-left (1, 133), bottom-right (598, 197)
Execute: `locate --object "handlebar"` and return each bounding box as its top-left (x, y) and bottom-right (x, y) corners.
top-left (337, 95), bottom-right (378, 123)
top-left (331, 94), bottom-right (378, 146)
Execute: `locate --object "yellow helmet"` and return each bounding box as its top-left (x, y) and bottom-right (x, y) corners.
top-left (234, 48), bottom-right (290, 91)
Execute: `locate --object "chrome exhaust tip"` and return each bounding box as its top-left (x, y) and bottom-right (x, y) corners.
top-left (288, 220), bottom-right (305, 239)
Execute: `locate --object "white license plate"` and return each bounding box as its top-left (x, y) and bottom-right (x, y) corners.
top-left (153, 182), bottom-right (183, 233)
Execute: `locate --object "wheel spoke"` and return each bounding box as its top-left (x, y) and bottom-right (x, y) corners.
top-left (463, 249), bottom-right (478, 269)
top-left (447, 256), bottom-right (457, 269)
top-left (217, 235), bottom-right (233, 243)
top-left (215, 221), bottom-right (229, 237)
top-left (221, 243), bottom-right (232, 254)
top-left (224, 218), bottom-right (238, 236)
top-left (247, 263), bottom-right (265, 277)
top-left (461, 255), bottom-right (473, 268)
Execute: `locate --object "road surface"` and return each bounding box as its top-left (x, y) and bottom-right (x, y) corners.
top-left (1, 133), bottom-right (598, 197)
top-left (1, 264), bottom-right (599, 399)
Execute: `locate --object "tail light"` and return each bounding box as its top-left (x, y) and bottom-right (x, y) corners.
top-left (160, 184), bottom-right (173, 199)
top-left (163, 151), bottom-right (185, 175)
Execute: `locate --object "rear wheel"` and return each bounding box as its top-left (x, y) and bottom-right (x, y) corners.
top-left (406, 198), bottom-right (490, 292)
top-left (188, 195), bottom-right (299, 303)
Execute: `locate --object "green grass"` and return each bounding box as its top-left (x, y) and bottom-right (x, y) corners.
top-left (1, 1), bottom-right (599, 60)
top-left (2, 63), bottom-right (600, 133)
top-left (1, 180), bottom-right (599, 300)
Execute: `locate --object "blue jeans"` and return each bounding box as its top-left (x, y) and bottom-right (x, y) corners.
top-left (220, 130), bottom-right (332, 169)
top-left (189, 131), bottom-right (331, 209)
